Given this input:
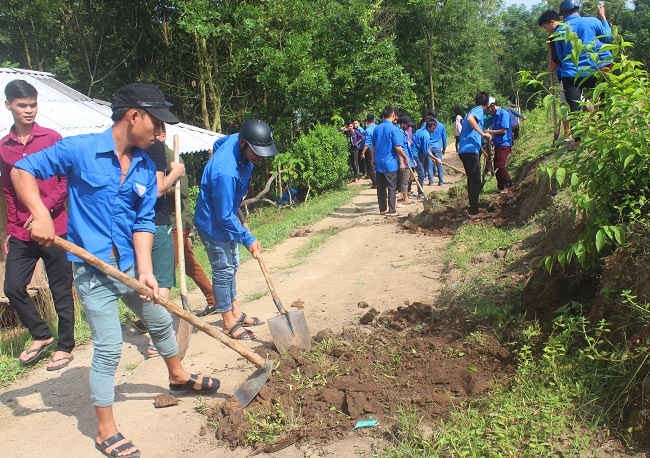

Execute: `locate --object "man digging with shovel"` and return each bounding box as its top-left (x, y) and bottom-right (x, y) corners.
top-left (11, 83), bottom-right (218, 458)
top-left (194, 119), bottom-right (277, 340)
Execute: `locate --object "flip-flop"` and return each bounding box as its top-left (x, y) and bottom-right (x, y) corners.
top-left (169, 373), bottom-right (220, 395)
top-left (95, 432), bottom-right (141, 458)
top-left (19, 341), bottom-right (53, 367)
top-left (46, 354), bottom-right (73, 371)
top-left (237, 312), bottom-right (264, 327)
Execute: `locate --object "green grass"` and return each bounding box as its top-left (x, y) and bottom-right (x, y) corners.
top-left (446, 222), bottom-right (535, 272)
top-left (0, 185), bottom-right (358, 386)
top-left (382, 188), bottom-right (625, 456)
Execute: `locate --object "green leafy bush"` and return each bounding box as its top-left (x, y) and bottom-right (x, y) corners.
top-left (273, 124), bottom-right (350, 198)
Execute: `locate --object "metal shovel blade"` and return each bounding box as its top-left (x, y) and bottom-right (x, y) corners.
top-left (233, 360), bottom-right (273, 407)
top-left (268, 310), bottom-right (311, 353)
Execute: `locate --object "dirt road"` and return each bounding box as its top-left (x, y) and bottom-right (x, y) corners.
top-left (0, 178), bottom-right (457, 457)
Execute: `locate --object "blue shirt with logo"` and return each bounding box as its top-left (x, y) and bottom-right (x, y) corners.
top-left (14, 127), bottom-right (157, 270)
top-left (458, 106), bottom-right (485, 154)
top-left (194, 133), bottom-right (256, 248)
top-left (372, 120), bottom-right (402, 173)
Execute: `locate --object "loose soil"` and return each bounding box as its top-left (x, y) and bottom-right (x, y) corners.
top-left (210, 302), bottom-right (512, 451)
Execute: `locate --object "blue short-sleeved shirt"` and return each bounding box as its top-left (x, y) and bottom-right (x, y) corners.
top-left (430, 121), bottom-right (447, 151)
top-left (491, 107), bottom-right (512, 147)
top-left (458, 106), bottom-right (485, 155)
top-left (372, 120), bottom-right (402, 173)
top-left (14, 127), bottom-right (157, 270)
top-left (565, 13), bottom-right (613, 70)
top-left (194, 133), bottom-right (256, 248)
top-left (363, 123), bottom-right (376, 148)
top-left (400, 129), bottom-right (416, 167)
top-left (413, 126), bottom-right (430, 157)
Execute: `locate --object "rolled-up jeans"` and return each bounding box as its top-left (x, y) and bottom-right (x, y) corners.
top-left (198, 236), bottom-right (239, 313)
top-left (73, 260), bottom-right (178, 407)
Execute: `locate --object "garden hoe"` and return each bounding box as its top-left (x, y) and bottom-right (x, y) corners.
top-left (53, 236), bottom-right (272, 407)
top-left (172, 134), bottom-right (193, 360)
top-left (256, 255), bottom-right (311, 352)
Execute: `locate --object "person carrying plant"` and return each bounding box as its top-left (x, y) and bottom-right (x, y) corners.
top-left (11, 82), bottom-right (219, 458)
top-left (193, 119), bottom-right (277, 339)
top-left (457, 92), bottom-right (492, 219)
top-left (0, 79), bottom-right (75, 371)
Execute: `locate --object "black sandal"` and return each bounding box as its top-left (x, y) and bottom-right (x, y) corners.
top-left (169, 373), bottom-right (220, 394)
top-left (237, 312), bottom-right (264, 327)
top-left (225, 322), bottom-right (256, 340)
top-left (95, 432), bottom-right (140, 458)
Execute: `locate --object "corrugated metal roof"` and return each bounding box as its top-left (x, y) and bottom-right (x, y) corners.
top-left (0, 68), bottom-right (222, 154)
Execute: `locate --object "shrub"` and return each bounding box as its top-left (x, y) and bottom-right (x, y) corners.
top-left (274, 124), bottom-right (350, 198)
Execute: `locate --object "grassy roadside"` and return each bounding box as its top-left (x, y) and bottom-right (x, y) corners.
top-left (0, 185), bottom-right (359, 386)
top-left (383, 220), bottom-right (612, 456)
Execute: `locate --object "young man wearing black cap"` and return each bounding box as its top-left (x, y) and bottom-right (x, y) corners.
top-left (11, 82), bottom-right (217, 458)
top-left (194, 119), bottom-right (278, 340)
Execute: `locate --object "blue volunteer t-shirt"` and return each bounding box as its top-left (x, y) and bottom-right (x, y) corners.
top-left (491, 107), bottom-right (512, 147)
top-left (372, 120), bottom-right (401, 173)
top-left (458, 106), bottom-right (485, 154)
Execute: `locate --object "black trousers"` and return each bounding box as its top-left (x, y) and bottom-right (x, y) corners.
top-left (376, 171), bottom-right (398, 213)
top-left (5, 236), bottom-right (75, 352)
top-left (349, 146), bottom-right (360, 178)
top-left (459, 153), bottom-right (482, 214)
top-left (364, 150), bottom-right (377, 185)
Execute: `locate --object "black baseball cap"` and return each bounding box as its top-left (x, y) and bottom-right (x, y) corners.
top-left (111, 82), bottom-right (179, 124)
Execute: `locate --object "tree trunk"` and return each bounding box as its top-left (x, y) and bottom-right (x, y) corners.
top-left (427, 37), bottom-right (435, 111)
top-left (194, 31), bottom-right (211, 130)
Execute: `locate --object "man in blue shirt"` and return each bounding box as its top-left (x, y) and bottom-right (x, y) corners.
top-left (562, 0), bottom-right (613, 74)
top-left (11, 83), bottom-right (218, 458)
top-left (507, 106), bottom-right (526, 141)
top-left (458, 92), bottom-right (493, 218)
top-left (359, 114), bottom-right (377, 187)
top-left (486, 99), bottom-right (513, 193)
top-left (194, 119), bottom-right (277, 340)
top-left (413, 118), bottom-right (439, 199)
top-left (370, 106), bottom-right (407, 215)
top-left (428, 111), bottom-right (448, 186)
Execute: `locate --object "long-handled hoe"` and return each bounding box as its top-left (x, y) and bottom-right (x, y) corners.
top-left (54, 236), bottom-right (272, 407)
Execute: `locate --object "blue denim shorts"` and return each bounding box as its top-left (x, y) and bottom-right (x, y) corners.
top-left (198, 235), bottom-right (239, 313)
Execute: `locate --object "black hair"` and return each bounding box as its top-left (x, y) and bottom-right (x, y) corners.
top-left (365, 114), bottom-right (375, 123)
top-left (397, 114), bottom-right (411, 125)
top-left (5, 79), bottom-right (37, 101)
top-left (538, 10), bottom-right (560, 26)
top-left (382, 105), bottom-right (396, 119)
top-left (426, 110), bottom-right (437, 119)
top-left (475, 91), bottom-right (490, 106)
top-left (111, 108), bottom-right (130, 122)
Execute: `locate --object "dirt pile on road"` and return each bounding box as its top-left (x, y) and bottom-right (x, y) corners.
top-left (206, 302), bottom-right (513, 450)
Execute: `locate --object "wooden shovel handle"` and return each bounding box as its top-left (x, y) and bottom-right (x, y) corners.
top-left (441, 161), bottom-right (466, 176)
top-left (54, 236), bottom-right (266, 368)
top-left (173, 134), bottom-right (188, 298)
top-left (256, 256), bottom-right (288, 315)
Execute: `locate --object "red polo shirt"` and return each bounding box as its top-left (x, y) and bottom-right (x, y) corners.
top-left (0, 123), bottom-right (67, 241)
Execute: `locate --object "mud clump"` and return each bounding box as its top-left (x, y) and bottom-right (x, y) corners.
top-left (207, 302), bottom-right (513, 449)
